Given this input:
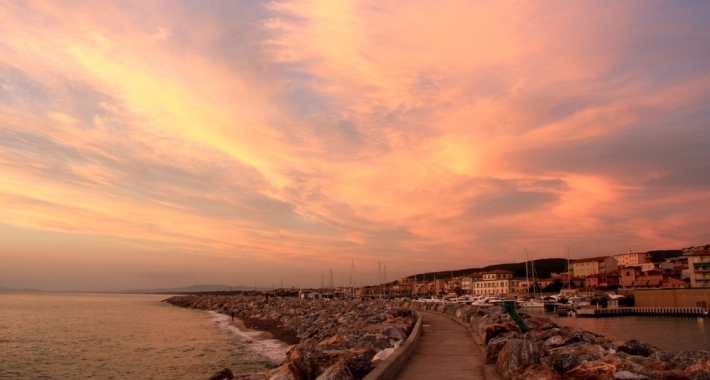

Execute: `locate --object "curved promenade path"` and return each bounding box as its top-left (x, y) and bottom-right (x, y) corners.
top-left (393, 310), bottom-right (486, 380)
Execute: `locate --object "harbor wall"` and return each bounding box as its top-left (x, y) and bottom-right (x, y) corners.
top-left (634, 288), bottom-right (710, 308)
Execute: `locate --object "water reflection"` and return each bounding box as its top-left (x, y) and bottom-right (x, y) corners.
top-left (522, 308), bottom-right (710, 351)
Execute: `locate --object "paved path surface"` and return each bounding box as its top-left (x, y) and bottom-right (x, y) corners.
top-left (394, 310), bottom-right (485, 380)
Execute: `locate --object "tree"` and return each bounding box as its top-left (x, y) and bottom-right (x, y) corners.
top-left (542, 280), bottom-right (563, 293)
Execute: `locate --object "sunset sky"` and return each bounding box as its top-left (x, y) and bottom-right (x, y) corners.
top-left (1, 1), bottom-right (709, 291)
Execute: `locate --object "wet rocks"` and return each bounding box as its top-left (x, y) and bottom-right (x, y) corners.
top-left (686, 361), bottom-right (710, 380)
top-left (618, 340), bottom-right (659, 357)
top-left (165, 296), bottom-right (414, 380)
top-left (649, 351), bottom-right (710, 371)
top-left (210, 368), bottom-right (236, 380)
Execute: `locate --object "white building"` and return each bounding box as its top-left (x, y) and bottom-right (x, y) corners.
top-left (615, 250), bottom-right (650, 267)
top-left (570, 256), bottom-right (618, 278)
top-left (473, 270), bottom-right (519, 295)
top-left (687, 249), bottom-right (710, 288)
top-left (459, 276), bottom-right (473, 293)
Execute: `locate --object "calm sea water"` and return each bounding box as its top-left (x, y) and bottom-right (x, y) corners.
top-left (524, 308), bottom-right (710, 351)
top-left (0, 293), bottom-right (287, 380)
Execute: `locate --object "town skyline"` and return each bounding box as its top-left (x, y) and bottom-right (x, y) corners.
top-left (1, 1), bottom-right (709, 291)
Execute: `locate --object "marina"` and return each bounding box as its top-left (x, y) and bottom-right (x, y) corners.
top-left (575, 306), bottom-right (709, 318)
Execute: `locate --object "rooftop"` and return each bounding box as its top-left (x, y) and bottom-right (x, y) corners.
top-left (686, 249), bottom-right (710, 257)
top-left (570, 256), bottom-right (610, 264)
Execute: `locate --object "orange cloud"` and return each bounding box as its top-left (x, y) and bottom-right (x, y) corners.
top-left (1, 1), bottom-right (709, 290)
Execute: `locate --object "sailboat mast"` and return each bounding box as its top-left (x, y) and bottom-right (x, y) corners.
top-left (525, 247), bottom-right (530, 295)
top-left (567, 245), bottom-right (572, 294)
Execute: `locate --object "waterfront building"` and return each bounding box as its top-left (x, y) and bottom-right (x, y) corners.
top-left (434, 278), bottom-right (447, 296)
top-left (659, 257), bottom-right (689, 279)
top-left (687, 249), bottom-right (710, 288)
top-left (585, 271), bottom-right (621, 292)
top-left (615, 250), bottom-right (650, 267)
top-left (392, 279), bottom-right (412, 296)
top-left (472, 270), bottom-right (519, 295)
top-left (459, 276), bottom-right (473, 294)
top-left (621, 266), bottom-right (688, 289)
top-left (411, 281), bottom-right (433, 296)
top-left (629, 269), bottom-right (664, 289)
top-left (515, 279), bottom-right (533, 294)
top-left (570, 256), bottom-right (618, 278)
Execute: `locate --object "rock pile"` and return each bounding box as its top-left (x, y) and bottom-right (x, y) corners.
top-left (164, 296), bottom-right (416, 380)
top-left (393, 300), bottom-right (710, 380)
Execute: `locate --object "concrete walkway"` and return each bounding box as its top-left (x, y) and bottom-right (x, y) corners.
top-left (393, 310), bottom-right (485, 380)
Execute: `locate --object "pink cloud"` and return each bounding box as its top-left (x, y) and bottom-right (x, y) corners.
top-left (0, 1), bottom-right (708, 290)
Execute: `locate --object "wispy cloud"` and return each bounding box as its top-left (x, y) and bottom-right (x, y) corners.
top-left (0, 0), bottom-right (708, 290)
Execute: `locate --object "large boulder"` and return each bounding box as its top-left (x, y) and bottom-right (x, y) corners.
top-left (343, 348), bottom-right (377, 379)
top-left (482, 321), bottom-right (521, 344)
top-left (650, 352), bottom-right (710, 371)
top-left (523, 316), bottom-right (559, 331)
top-left (562, 358), bottom-right (621, 380)
top-left (618, 340), bottom-right (659, 357)
top-left (648, 369), bottom-right (692, 380)
top-left (617, 354), bottom-right (670, 372)
top-left (210, 368), bottom-right (236, 380)
top-left (532, 327), bottom-right (562, 341)
top-left (547, 342), bottom-right (606, 361)
top-left (486, 331), bottom-right (522, 364)
top-left (553, 353), bottom-right (584, 374)
top-left (379, 325), bottom-right (407, 341)
top-left (512, 363), bottom-right (563, 380)
top-left (496, 338), bottom-right (545, 380)
top-left (613, 371), bottom-right (649, 380)
top-left (561, 357), bottom-right (675, 380)
top-left (314, 362), bottom-right (354, 380)
top-left (359, 334), bottom-right (392, 351)
top-left (268, 363), bottom-right (304, 380)
top-left (685, 360), bottom-right (710, 380)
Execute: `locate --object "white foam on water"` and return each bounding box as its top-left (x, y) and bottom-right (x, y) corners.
top-left (206, 311), bottom-right (290, 363)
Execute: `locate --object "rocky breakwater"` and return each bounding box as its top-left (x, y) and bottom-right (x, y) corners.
top-left (164, 296), bottom-right (417, 380)
top-left (392, 300), bottom-right (710, 380)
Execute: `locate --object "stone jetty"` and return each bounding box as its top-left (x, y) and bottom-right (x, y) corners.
top-left (392, 300), bottom-right (710, 380)
top-left (164, 296), bottom-right (417, 380)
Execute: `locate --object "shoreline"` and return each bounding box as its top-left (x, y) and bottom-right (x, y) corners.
top-left (229, 315), bottom-right (300, 346)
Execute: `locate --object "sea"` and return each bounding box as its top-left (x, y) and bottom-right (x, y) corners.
top-left (0, 293), bottom-right (288, 380)
top-left (2, 295), bottom-right (710, 379)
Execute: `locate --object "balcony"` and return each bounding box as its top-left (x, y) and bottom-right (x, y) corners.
top-left (694, 263), bottom-right (710, 272)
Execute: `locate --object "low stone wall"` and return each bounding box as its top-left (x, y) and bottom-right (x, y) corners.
top-left (362, 312), bottom-right (422, 380)
top-left (164, 296), bottom-right (418, 380)
top-left (391, 300), bottom-right (710, 380)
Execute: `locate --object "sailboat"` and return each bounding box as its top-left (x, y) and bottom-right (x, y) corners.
top-left (519, 248), bottom-right (545, 308)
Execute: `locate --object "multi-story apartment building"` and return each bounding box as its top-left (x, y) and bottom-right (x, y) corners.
top-left (570, 256), bottom-right (618, 278)
top-left (473, 270), bottom-right (519, 295)
top-left (459, 276), bottom-right (473, 294)
top-left (687, 249), bottom-right (710, 288)
top-left (615, 250), bottom-right (650, 267)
